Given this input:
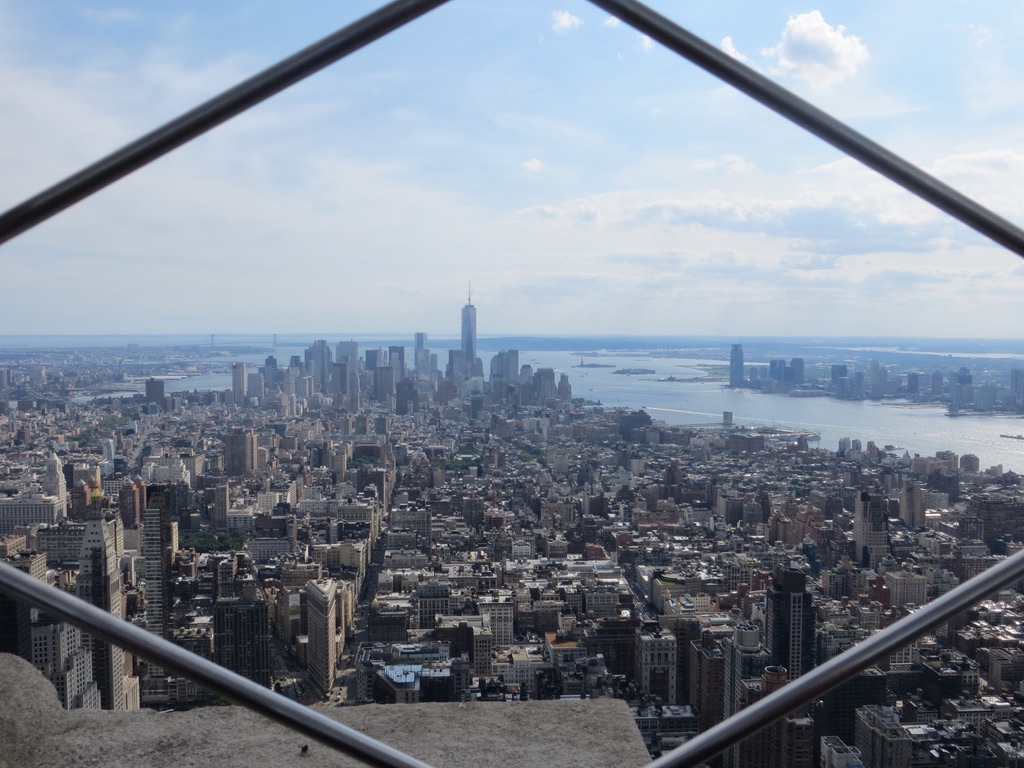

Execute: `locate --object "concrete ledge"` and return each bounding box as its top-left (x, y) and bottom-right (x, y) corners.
top-left (0, 654), bottom-right (650, 768)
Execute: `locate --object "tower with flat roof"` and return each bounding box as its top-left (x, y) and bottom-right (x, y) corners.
top-left (730, 344), bottom-right (744, 388)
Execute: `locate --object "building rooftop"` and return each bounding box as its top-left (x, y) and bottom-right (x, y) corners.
top-left (0, 653), bottom-right (649, 768)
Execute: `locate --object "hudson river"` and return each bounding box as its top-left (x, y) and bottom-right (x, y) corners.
top-left (518, 350), bottom-right (1024, 473)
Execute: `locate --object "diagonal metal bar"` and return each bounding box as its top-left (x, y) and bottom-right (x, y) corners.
top-left (0, 0), bottom-right (451, 246)
top-left (649, 547), bottom-right (1024, 768)
top-left (0, 561), bottom-right (434, 768)
top-left (587, 0), bottom-right (1024, 260)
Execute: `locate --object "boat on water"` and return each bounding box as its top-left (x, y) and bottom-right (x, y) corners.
top-left (1000, 434), bottom-right (1024, 440)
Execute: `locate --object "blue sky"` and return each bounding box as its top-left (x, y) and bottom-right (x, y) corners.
top-left (3, 1), bottom-right (1024, 337)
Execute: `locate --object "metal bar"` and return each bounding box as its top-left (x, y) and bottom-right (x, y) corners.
top-left (0, 561), bottom-right (434, 768)
top-left (0, 0), bottom-right (451, 246)
top-left (587, 0), bottom-right (1024, 259)
top-left (649, 547), bottom-right (1024, 768)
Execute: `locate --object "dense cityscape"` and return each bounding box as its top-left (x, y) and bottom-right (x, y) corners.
top-left (6, 300), bottom-right (1024, 768)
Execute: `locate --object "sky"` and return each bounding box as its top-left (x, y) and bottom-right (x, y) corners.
top-left (3, 1), bottom-right (1024, 338)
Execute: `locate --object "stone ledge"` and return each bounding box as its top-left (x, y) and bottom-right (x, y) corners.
top-left (0, 654), bottom-right (650, 768)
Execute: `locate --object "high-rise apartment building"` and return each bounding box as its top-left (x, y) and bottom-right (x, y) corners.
top-left (722, 624), bottom-right (770, 725)
top-left (854, 705), bottom-right (910, 768)
top-left (689, 629), bottom-right (726, 732)
top-left (899, 481), bottom-right (925, 528)
top-left (478, 594), bottom-right (515, 651)
top-left (225, 430), bottom-right (257, 476)
top-left (214, 589), bottom-right (271, 687)
top-left (144, 377), bottom-right (165, 405)
top-left (790, 357), bottom-right (805, 384)
top-left (765, 568), bottom-right (814, 681)
top-left (730, 344), bottom-right (744, 388)
top-left (305, 579), bottom-right (338, 699)
top-left (212, 484), bottom-right (230, 530)
top-left (635, 630), bottom-right (677, 703)
top-left (733, 666), bottom-right (814, 768)
top-left (884, 569), bottom-right (928, 608)
top-left (30, 618), bottom-right (101, 710)
top-left (142, 506), bottom-right (177, 638)
top-left (414, 580), bottom-right (451, 630)
top-left (853, 492), bottom-right (889, 569)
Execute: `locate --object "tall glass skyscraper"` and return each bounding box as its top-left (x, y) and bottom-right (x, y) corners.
top-left (730, 343), bottom-right (744, 388)
top-left (461, 295), bottom-right (477, 377)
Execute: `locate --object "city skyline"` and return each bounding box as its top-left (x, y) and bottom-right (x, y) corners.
top-left (3, 2), bottom-right (1024, 337)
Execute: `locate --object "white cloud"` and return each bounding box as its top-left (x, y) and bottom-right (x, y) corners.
top-left (522, 158), bottom-right (544, 173)
top-left (720, 36), bottom-right (749, 65)
top-left (760, 11), bottom-right (868, 89)
top-left (639, 34), bottom-right (653, 51)
top-left (603, 17), bottom-right (620, 28)
top-left (693, 155), bottom-right (755, 173)
top-left (551, 11), bottom-right (583, 33)
top-left (966, 23), bottom-right (994, 45)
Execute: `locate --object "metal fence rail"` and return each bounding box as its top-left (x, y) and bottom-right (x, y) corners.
top-left (3, 1), bottom-right (1024, 767)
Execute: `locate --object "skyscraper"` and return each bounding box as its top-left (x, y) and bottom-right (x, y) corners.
top-left (144, 377), bottom-right (165, 405)
top-left (143, 506), bottom-right (177, 639)
top-left (212, 484), bottom-right (230, 529)
top-left (853, 492), bottom-right (889, 569)
top-left (306, 579), bottom-right (338, 699)
top-left (305, 339), bottom-right (332, 392)
top-left (634, 630), bottom-right (677, 703)
top-left (414, 332), bottom-right (431, 382)
top-left (77, 517), bottom-right (130, 709)
top-left (388, 345), bottom-right (405, 379)
top-left (730, 344), bottom-right (744, 388)
top-left (231, 362), bottom-right (246, 404)
top-left (214, 588), bottom-right (271, 687)
top-left (461, 292), bottom-right (477, 378)
top-left (765, 568), bottom-right (814, 681)
top-left (31, 617), bottom-right (102, 710)
top-left (373, 364), bottom-right (395, 403)
top-left (225, 429), bottom-right (257, 476)
top-left (720, 624), bottom-right (772, 768)
top-left (42, 452), bottom-right (67, 517)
